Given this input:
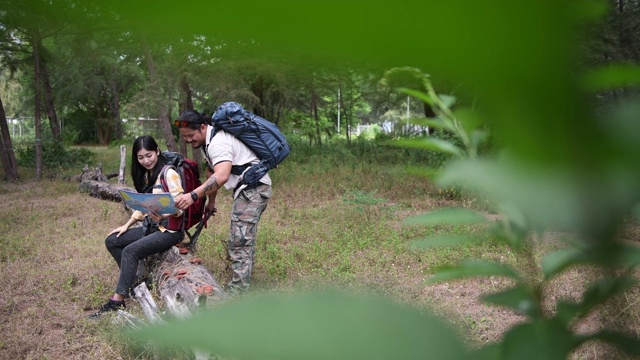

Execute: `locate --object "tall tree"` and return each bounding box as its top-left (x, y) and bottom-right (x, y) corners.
top-left (0, 0), bottom-right (79, 178)
top-left (31, 25), bottom-right (44, 180)
top-left (50, 22), bottom-right (143, 145)
top-left (0, 95), bottom-right (18, 180)
top-left (40, 49), bottom-right (61, 139)
top-left (141, 37), bottom-right (177, 151)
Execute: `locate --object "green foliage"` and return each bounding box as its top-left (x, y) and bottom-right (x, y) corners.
top-left (15, 138), bottom-right (96, 169)
top-left (284, 135), bottom-right (438, 169)
top-left (132, 290), bottom-right (468, 360)
top-left (28, 0), bottom-right (635, 359)
top-left (62, 108), bottom-right (99, 144)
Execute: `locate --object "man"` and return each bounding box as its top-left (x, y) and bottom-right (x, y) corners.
top-left (174, 108), bottom-right (272, 294)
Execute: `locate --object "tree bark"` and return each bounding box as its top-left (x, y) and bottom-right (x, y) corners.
top-left (103, 73), bottom-right (123, 140)
top-left (158, 95), bottom-right (177, 151)
top-left (41, 60), bottom-right (61, 140)
top-left (80, 179), bottom-right (133, 201)
top-left (311, 75), bottom-right (322, 146)
top-left (154, 245), bottom-right (228, 311)
top-left (118, 145), bottom-right (126, 185)
top-left (32, 28), bottom-right (43, 181)
top-left (177, 76), bottom-right (203, 166)
top-left (178, 75), bottom-right (192, 156)
top-left (0, 96), bottom-right (18, 180)
top-left (142, 39), bottom-right (177, 151)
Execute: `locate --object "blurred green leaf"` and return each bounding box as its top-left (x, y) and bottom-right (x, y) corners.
top-left (429, 260), bottom-right (521, 283)
top-left (617, 244), bottom-right (640, 267)
top-left (542, 248), bottom-right (589, 279)
top-left (487, 202), bottom-right (531, 251)
top-left (482, 285), bottom-right (542, 317)
top-left (632, 203), bottom-right (640, 222)
top-left (581, 276), bottom-right (636, 309)
top-left (470, 130), bottom-right (488, 150)
top-left (583, 331), bottom-right (640, 356)
top-left (582, 65), bottom-right (640, 92)
top-left (398, 87), bottom-right (433, 105)
top-left (394, 138), bottom-right (463, 157)
top-left (405, 207), bottom-right (488, 226)
top-left (411, 234), bottom-right (480, 249)
top-left (131, 290), bottom-right (467, 360)
top-left (438, 158), bottom-right (640, 239)
top-left (470, 343), bottom-right (501, 360)
top-left (501, 319), bottom-right (578, 360)
top-left (571, 0), bottom-right (609, 21)
top-left (555, 276), bottom-right (637, 325)
top-left (555, 302), bottom-right (583, 327)
top-left (438, 94), bottom-right (457, 108)
top-left (455, 108), bottom-right (484, 132)
top-left (410, 117), bottom-right (456, 132)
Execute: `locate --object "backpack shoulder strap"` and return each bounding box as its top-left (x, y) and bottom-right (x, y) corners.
top-left (159, 164), bottom-right (178, 192)
top-left (209, 126), bottom-right (217, 142)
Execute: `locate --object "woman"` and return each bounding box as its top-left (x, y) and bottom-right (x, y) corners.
top-left (90, 136), bottom-right (184, 318)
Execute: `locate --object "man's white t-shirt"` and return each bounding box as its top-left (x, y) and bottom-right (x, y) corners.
top-left (203, 125), bottom-right (271, 197)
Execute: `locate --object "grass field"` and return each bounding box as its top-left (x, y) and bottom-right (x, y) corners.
top-left (0, 140), bottom-right (638, 359)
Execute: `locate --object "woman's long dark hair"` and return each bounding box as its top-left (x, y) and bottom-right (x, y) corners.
top-left (131, 136), bottom-right (166, 193)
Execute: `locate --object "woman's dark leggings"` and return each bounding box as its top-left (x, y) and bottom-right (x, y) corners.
top-left (105, 227), bottom-right (183, 296)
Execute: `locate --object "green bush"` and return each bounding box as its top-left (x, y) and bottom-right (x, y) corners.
top-left (16, 137), bottom-right (96, 169)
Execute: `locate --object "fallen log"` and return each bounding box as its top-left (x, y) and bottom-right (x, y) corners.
top-left (69, 163), bottom-right (109, 182)
top-left (154, 244), bottom-right (228, 311)
top-left (79, 179), bottom-right (133, 202)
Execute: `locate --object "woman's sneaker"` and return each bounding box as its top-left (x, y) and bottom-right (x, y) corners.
top-left (89, 299), bottom-right (125, 319)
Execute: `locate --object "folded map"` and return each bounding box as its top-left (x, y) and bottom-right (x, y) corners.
top-left (118, 189), bottom-right (178, 214)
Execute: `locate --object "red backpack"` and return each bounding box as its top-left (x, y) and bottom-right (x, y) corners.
top-left (159, 151), bottom-right (206, 235)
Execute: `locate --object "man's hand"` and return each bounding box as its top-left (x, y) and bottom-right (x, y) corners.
top-left (202, 201), bottom-right (217, 228)
top-left (175, 193), bottom-right (194, 211)
top-left (205, 200), bottom-right (217, 216)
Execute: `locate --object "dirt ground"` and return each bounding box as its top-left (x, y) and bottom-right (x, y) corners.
top-left (0, 179), bottom-right (639, 359)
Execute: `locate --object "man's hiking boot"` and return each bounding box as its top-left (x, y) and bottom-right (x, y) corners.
top-left (89, 299), bottom-right (125, 319)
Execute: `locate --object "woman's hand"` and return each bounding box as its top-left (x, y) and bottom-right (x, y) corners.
top-left (148, 211), bottom-right (172, 223)
top-left (109, 225), bottom-right (129, 237)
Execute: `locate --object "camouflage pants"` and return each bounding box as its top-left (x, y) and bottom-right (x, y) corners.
top-left (228, 183), bottom-right (271, 293)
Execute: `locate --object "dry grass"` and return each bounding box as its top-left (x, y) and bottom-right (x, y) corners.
top-left (0, 179), bottom-right (129, 358)
top-left (1, 149), bottom-right (640, 359)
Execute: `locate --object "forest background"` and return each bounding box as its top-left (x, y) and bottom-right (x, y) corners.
top-left (2, 0), bottom-right (640, 359)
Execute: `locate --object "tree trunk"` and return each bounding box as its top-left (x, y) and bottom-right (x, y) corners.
top-left (142, 39), bottom-right (177, 151)
top-left (96, 118), bottom-right (113, 145)
top-left (41, 60), bottom-right (61, 140)
top-left (178, 75), bottom-right (192, 156)
top-left (118, 145), bottom-right (126, 185)
top-left (177, 76), bottom-right (203, 166)
top-left (179, 75), bottom-right (194, 113)
top-left (107, 77), bottom-right (123, 140)
top-left (0, 96), bottom-right (18, 180)
top-left (32, 29), bottom-right (43, 181)
top-left (158, 96), bottom-right (177, 151)
top-left (339, 89), bottom-right (351, 145)
top-left (311, 77), bottom-right (322, 146)
top-left (154, 245), bottom-right (228, 311)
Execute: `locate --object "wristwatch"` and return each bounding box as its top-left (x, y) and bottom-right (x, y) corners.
top-left (190, 191), bottom-right (198, 201)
